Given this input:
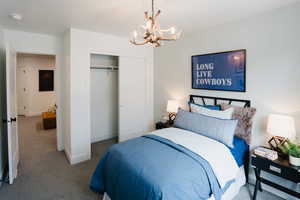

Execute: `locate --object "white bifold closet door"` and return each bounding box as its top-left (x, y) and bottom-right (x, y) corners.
top-left (119, 57), bottom-right (149, 142)
top-left (90, 68), bottom-right (118, 143)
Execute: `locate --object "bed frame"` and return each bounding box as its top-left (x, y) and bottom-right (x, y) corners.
top-left (189, 95), bottom-right (251, 183)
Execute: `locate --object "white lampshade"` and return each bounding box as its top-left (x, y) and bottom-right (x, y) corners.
top-left (267, 114), bottom-right (296, 138)
top-left (167, 100), bottom-right (179, 113)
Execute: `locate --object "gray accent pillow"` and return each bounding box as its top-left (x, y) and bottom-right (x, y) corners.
top-left (174, 109), bottom-right (238, 147)
top-left (220, 104), bottom-right (257, 145)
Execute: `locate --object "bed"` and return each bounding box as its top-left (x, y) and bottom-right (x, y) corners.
top-left (90, 95), bottom-right (254, 200)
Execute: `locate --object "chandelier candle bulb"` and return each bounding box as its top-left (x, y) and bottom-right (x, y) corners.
top-left (170, 27), bottom-right (175, 34)
top-left (133, 31), bottom-right (138, 38)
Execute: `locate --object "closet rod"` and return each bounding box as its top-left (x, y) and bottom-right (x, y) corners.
top-left (90, 66), bottom-right (118, 70)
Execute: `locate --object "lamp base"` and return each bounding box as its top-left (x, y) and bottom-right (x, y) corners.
top-left (268, 136), bottom-right (287, 152)
top-left (168, 113), bottom-right (176, 124)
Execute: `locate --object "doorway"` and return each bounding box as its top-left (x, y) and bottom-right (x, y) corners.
top-left (16, 53), bottom-right (57, 155)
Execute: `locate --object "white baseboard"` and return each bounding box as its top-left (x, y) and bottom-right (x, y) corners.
top-left (91, 134), bottom-right (117, 143)
top-left (64, 149), bottom-right (90, 165)
top-left (64, 149), bottom-right (72, 164)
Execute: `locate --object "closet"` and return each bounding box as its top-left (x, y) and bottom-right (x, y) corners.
top-left (90, 53), bottom-right (151, 144)
top-left (90, 54), bottom-right (118, 143)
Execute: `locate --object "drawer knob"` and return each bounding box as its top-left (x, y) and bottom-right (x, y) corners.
top-left (269, 165), bottom-right (281, 173)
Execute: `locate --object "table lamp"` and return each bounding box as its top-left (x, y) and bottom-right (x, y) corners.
top-left (267, 114), bottom-right (296, 151)
top-left (167, 100), bottom-right (179, 124)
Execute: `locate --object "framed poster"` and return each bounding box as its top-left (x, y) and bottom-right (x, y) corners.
top-left (192, 49), bottom-right (246, 92)
top-left (39, 70), bottom-right (54, 92)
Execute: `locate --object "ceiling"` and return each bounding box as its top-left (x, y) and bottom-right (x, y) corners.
top-left (0, 0), bottom-right (298, 37)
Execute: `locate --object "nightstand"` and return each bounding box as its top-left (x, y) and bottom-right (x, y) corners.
top-left (251, 151), bottom-right (300, 200)
top-left (155, 121), bottom-right (172, 130)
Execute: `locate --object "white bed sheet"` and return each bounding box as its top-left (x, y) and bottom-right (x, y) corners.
top-left (209, 166), bottom-right (246, 200)
top-left (151, 128), bottom-right (239, 188)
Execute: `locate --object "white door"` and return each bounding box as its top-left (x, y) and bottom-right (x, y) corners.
top-left (119, 57), bottom-right (148, 142)
top-left (16, 67), bottom-right (29, 116)
top-left (6, 45), bottom-right (19, 184)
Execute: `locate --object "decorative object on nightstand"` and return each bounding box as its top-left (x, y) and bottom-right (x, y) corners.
top-left (254, 146), bottom-right (278, 160)
top-left (166, 100), bottom-right (179, 124)
top-left (278, 140), bottom-right (300, 166)
top-left (266, 114), bottom-right (296, 153)
top-left (251, 151), bottom-right (300, 200)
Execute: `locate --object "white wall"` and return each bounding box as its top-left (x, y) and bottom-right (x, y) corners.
top-left (62, 30), bottom-right (71, 159)
top-left (154, 3), bottom-right (300, 199)
top-left (17, 54), bottom-right (56, 116)
top-left (64, 28), bottom-right (154, 164)
top-left (3, 30), bottom-right (65, 151)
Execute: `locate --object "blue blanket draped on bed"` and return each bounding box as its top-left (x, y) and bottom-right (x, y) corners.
top-left (90, 135), bottom-right (233, 200)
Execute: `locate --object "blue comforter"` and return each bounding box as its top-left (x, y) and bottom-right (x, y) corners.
top-left (90, 135), bottom-right (233, 200)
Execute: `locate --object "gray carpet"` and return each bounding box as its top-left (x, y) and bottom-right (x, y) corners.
top-left (0, 116), bottom-right (283, 200)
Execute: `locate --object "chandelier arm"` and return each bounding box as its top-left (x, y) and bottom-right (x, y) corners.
top-left (158, 37), bottom-right (177, 41)
top-left (159, 28), bottom-right (173, 32)
top-left (155, 41), bottom-right (161, 47)
top-left (144, 12), bottom-right (149, 20)
top-left (154, 10), bottom-right (161, 19)
top-left (130, 39), bottom-right (150, 45)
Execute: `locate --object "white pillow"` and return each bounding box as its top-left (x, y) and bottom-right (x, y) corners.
top-left (190, 103), bottom-right (234, 119)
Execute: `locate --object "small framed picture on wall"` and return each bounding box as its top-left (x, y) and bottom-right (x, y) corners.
top-left (39, 70), bottom-right (54, 92)
top-left (192, 49), bottom-right (246, 92)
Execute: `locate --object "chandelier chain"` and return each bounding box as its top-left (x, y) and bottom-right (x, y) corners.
top-left (152, 0), bottom-right (154, 18)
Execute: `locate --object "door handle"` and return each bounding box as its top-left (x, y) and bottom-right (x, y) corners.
top-left (2, 118), bottom-right (17, 123)
top-left (10, 117), bottom-right (17, 122)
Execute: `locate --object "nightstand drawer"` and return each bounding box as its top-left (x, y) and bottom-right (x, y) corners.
top-left (251, 155), bottom-right (300, 183)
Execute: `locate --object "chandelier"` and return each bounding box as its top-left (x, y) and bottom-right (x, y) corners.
top-left (130, 0), bottom-right (182, 47)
